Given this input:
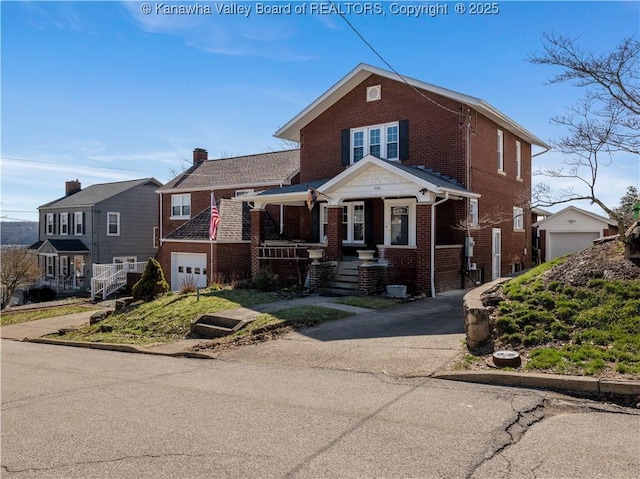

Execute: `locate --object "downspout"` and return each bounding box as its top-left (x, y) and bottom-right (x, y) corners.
top-left (279, 183), bottom-right (284, 235)
top-left (430, 192), bottom-right (450, 298)
top-left (159, 192), bottom-right (163, 245)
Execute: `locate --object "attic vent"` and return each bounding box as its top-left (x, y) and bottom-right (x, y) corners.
top-left (367, 85), bottom-right (381, 102)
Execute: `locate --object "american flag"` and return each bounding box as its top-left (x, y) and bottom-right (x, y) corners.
top-left (209, 192), bottom-right (220, 240)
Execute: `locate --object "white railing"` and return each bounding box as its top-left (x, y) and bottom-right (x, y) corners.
top-left (91, 262), bottom-right (147, 301)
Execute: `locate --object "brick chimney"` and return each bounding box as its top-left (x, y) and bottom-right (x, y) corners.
top-left (193, 148), bottom-right (208, 166)
top-left (65, 179), bottom-right (81, 196)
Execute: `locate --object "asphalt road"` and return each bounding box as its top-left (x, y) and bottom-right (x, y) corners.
top-left (2, 340), bottom-right (639, 479)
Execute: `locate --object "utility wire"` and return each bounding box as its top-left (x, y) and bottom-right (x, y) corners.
top-left (335, 7), bottom-right (465, 118)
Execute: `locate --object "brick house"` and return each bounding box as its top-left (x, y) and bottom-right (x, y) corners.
top-left (239, 63), bottom-right (549, 295)
top-left (155, 149), bottom-right (299, 290)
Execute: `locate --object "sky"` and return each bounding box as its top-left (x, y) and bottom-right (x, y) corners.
top-left (1, 0), bottom-right (639, 223)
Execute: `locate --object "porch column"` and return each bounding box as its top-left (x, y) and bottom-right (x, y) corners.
top-left (416, 203), bottom-right (432, 295)
top-left (251, 208), bottom-right (265, 278)
top-left (326, 206), bottom-right (343, 262)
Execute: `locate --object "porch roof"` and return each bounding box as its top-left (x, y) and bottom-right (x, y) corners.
top-left (239, 156), bottom-right (479, 207)
top-left (36, 239), bottom-right (90, 254)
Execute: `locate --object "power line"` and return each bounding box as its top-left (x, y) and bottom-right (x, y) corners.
top-left (335, 7), bottom-right (464, 117)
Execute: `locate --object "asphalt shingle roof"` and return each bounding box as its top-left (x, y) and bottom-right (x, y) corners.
top-left (40, 178), bottom-right (161, 209)
top-left (158, 150), bottom-right (300, 192)
top-left (166, 199), bottom-right (282, 241)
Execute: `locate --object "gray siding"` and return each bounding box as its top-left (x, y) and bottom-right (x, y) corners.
top-left (93, 181), bottom-right (159, 263)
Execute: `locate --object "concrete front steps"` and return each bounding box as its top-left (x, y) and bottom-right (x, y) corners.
top-left (190, 308), bottom-right (256, 338)
top-left (319, 261), bottom-right (361, 296)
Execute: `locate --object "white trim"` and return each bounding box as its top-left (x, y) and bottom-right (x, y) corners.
top-left (515, 140), bottom-right (522, 180)
top-left (320, 202), bottom-right (365, 244)
top-left (384, 198), bottom-right (416, 247)
top-left (351, 122), bottom-right (399, 163)
top-left (113, 256), bottom-right (137, 264)
top-left (60, 213), bottom-right (69, 235)
top-left (533, 205), bottom-right (617, 228)
top-left (107, 212), bottom-right (120, 236)
top-left (492, 228), bottom-right (501, 280)
top-left (513, 207), bottom-right (524, 231)
top-left (497, 129), bottom-right (504, 173)
top-left (469, 199), bottom-right (478, 227)
top-left (74, 212), bottom-right (83, 236)
top-left (274, 63), bottom-right (548, 149)
top-left (46, 213), bottom-right (55, 235)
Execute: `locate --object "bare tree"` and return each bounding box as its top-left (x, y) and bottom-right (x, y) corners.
top-left (1, 248), bottom-right (40, 308)
top-left (529, 33), bottom-right (640, 240)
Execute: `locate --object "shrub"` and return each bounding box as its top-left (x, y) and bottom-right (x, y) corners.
top-left (27, 285), bottom-right (56, 303)
top-left (132, 258), bottom-right (169, 302)
top-left (178, 275), bottom-right (198, 294)
top-left (252, 267), bottom-right (279, 292)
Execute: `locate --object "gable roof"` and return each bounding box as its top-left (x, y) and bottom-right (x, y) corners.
top-left (275, 63), bottom-right (548, 149)
top-left (40, 178), bottom-right (162, 209)
top-left (533, 205), bottom-right (617, 228)
top-left (165, 199), bottom-right (281, 242)
top-left (32, 239), bottom-right (90, 253)
top-left (157, 149), bottom-right (300, 193)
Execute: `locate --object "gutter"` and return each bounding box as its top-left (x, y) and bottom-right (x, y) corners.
top-left (430, 192), bottom-right (450, 298)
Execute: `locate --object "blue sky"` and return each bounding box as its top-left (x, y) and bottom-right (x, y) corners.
top-left (2, 1), bottom-right (639, 222)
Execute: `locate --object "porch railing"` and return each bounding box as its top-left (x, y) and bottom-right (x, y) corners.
top-left (257, 245), bottom-right (313, 260)
top-left (91, 262), bottom-right (147, 301)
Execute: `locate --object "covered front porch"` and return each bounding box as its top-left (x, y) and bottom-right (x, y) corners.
top-left (241, 155), bottom-right (480, 296)
top-left (30, 239), bottom-right (91, 294)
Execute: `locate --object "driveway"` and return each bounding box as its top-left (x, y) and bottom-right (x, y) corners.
top-left (215, 290), bottom-right (467, 377)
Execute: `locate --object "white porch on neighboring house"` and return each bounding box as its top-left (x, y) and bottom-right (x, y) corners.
top-left (91, 260), bottom-right (147, 301)
top-left (31, 239), bottom-right (91, 295)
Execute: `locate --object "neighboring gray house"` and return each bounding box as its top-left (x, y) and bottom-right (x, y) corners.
top-left (30, 178), bottom-right (162, 296)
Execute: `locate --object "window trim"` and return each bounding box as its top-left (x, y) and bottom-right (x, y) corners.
top-left (513, 207), bottom-right (524, 231)
top-left (74, 212), bottom-right (84, 236)
top-left (469, 199), bottom-right (479, 227)
top-left (107, 212), bottom-right (120, 236)
top-left (46, 213), bottom-right (55, 235)
top-left (170, 193), bottom-right (191, 219)
top-left (515, 140), bottom-right (522, 180)
top-left (60, 213), bottom-right (69, 235)
top-left (351, 122), bottom-right (400, 164)
top-left (497, 129), bottom-right (504, 173)
top-left (384, 198), bottom-right (416, 247)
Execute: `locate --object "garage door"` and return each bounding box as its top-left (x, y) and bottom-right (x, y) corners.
top-left (548, 232), bottom-right (600, 260)
top-left (171, 253), bottom-right (208, 291)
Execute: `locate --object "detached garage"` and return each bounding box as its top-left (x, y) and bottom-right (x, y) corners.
top-left (533, 206), bottom-right (617, 262)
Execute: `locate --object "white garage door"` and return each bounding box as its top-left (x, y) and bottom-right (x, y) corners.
top-left (548, 232), bottom-right (600, 260)
top-left (171, 253), bottom-right (208, 291)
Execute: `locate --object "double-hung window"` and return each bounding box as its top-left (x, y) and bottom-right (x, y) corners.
top-left (46, 213), bottom-right (55, 235)
top-left (107, 212), bottom-right (120, 236)
top-left (469, 199), bottom-right (479, 227)
top-left (497, 129), bottom-right (504, 173)
top-left (513, 207), bottom-right (524, 230)
top-left (351, 122), bottom-right (399, 163)
top-left (171, 194), bottom-right (191, 219)
top-left (74, 212), bottom-right (84, 235)
top-left (60, 213), bottom-right (69, 235)
top-left (515, 141), bottom-right (522, 180)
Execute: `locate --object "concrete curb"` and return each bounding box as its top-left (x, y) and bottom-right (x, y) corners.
top-left (27, 337), bottom-right (217, 360)
top-left (433, 370), bottom-right (640, 396)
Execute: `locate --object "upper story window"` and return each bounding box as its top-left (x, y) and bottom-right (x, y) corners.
top-left (46, 213), bottom-right (55, 235)
top-left (513, 207), bottom-right (524, 230)
top-left (469, 199), bottom-right (479, 227)
top-left (74, 212), bottom-right (84, 236)
top-left (107, 212), bottom-right (120, 236)
top-left (351, 122), bottom-right (399, 163)
top-left (515, 141), bottom-right (522, 180)
top-left (60, 213), bottom-right (69, 235)
top-left (497, 129), bottom-right (504, 173)
top-left (171, 194), bottom-right (191, 219)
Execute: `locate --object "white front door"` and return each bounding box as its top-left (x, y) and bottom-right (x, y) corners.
top-left (171, 253), bottom-right (208, 291)
top-left (492, 228), bottom-right (501, 280)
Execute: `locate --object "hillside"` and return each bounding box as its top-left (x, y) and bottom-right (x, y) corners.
top-left (1, 222), bottom-right (38, 246)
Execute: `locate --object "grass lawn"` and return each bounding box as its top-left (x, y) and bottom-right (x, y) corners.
top-left (58, 288), bottom-right (352, 347)
top-left (1, 304), bottom-right (99, 326)
top-left (335, 296), bottom-right (401, 309)
top-left (489, 260), bottom-right (640, 377)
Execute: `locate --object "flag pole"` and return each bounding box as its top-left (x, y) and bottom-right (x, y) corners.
top-left (209, 190), bottom-right (213, 287)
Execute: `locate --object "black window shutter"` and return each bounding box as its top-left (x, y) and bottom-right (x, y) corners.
top-left (311, 205), bottom-right (320, 242)
top-left (54, 214), bottom-right (58, 235)
top-left (341, 129), bottom-right (350, 165)
top-left (70, 213), bottom-right (75, 233)
top-left (82, 212), bottom-right (86, 235)
top-left (399, 119), bottom-right (409, 161)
